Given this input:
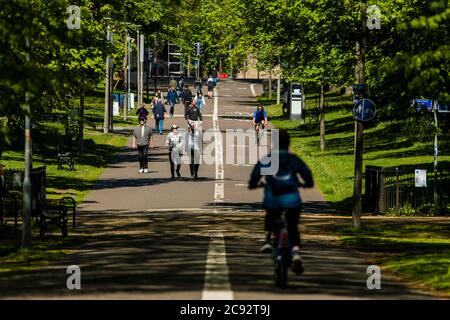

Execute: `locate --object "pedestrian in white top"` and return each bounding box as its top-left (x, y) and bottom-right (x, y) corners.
top-left (194, 90), bottom-right (206, 110)
top-left (165, 125), bottom-right (184, 178)
top-left (188, 122), bottom-right (201, 179)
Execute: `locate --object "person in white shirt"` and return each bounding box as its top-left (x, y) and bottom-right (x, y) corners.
top-left (188, 121), bottom-right (201, 179)
top-left (194, 91), bottom-right (206, 110)
top-left (165, 125), bottom-right (184, 178)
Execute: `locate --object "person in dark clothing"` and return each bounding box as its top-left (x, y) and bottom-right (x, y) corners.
top-left (212, 67), bottom-right (218, 86)
top-left (152, 98), bottom-right (166, 135)
top-left (132, 118), bottom-right (154, 174)
top-left (166, 88), bottom-right (178, 118)
top-left (248, 129), bottom-right (314, 274)
top-left (136, 104), bottom-right (149, 121)
top-left (181, 85), bottom-right (193, 115)
top-left (185, 101), bottom-right (203, 122)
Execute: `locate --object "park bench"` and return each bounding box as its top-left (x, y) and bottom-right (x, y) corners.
top-left (57, 122), bottom-right (79, 171)
top-left (0, 169), bottom-right (23, 226)
top-left (57, 145), bottom-right (76, 171)
top-left (0, 166), bottom-right (77, 236)
top-left (31, 166), bottom-right (76, 237)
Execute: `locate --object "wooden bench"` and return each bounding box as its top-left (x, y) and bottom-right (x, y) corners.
top-left (57, 145), bottom-right (76, 171)
top-left (31, 167), bottom-right (76, 237)
top-left (57, 122), bottom-right (79, 171)
top-left (0, 169), bottom-right (23, 226)
top-left (0, 166), bottom-right (77, 235)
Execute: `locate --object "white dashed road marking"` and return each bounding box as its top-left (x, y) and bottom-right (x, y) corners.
top-left (201, 232), bottom-right (233, 300)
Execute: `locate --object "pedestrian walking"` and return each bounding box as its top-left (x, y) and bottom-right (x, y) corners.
top-left (212, 67), bottom-right (218, 86)
top-left (194, 90), bottom-right (206, 110)
top-left (194, 78), bottom-right (202, 92)
top-left (207, 75), bottom-right (214, 99)
top-left (132, 118), bottom-right (154, 174)
top-left (182, 85), bottom-right (193, 116)
top-left (177, 75), bottom-right (185, 96)
top-left (188, 121), bottom-right (201, 180)
top-left (136, 103), bottom-right (149, 121)
top-left (167, 87), bottom-right (178, 118)
top-left (169, 76), bottom-right (178, 90)
top-left (152, 98), bottom-right (166, 135)
top-left (185, 100), bottom-right (203, 124)
top-left (165, 125), bottom-right (184, 179)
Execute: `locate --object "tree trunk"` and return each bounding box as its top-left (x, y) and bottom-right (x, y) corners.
top-left (319, 84), bottom-right (325, 151)
top-left (78, 88), bottom-right (84, 157)
top-left (103, 57), bottom-right (110, 133)
top-left (269, 70), bottom-right (272, 100)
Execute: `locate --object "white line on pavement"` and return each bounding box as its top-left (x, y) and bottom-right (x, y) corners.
top-left (213, 87), bottom-right (224, 202)
top-left (201, 232), bottom-right (234, 300)
top-left (250, 84), bottom-right (256, 97)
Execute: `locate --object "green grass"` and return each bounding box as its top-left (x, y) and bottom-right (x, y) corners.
top-left (336, 223), bottom-right (450, 296)
top-left (0, 225), bottom-right (87, 278)
top-left (0, 94), bottom-right (128, 274)
top-left (1, 128), bottom-right (128, 204)
top-left (261, 91), bottom-right (450, 214)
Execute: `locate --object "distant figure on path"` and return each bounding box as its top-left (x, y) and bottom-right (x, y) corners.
top-left (165, 125), bottom-right (184, 179)
top-left (194, 90), bottom-right (206, 111)
top-left (212, 67), bottom-right (218, 86)
top-left (136, 103), bottom-right (149, 122)
top-left (166, 87), bottom-right (178, 118)
top-left (132, 118), bottom-right (154, 174)
top-left (169, 76), bottom-right (178, 90)
top-left (181, 85), bottom-right (193, 115)
top-left (207, 75), bottom-right (214, 99)
top-left (152, 98), bottom-right (166, 135)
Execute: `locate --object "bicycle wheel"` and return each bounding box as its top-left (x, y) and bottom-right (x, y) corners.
top-left (274, 254), bottom-right (288, 288)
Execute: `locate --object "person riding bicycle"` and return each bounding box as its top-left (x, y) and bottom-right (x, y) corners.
top-left (253, 103), bottom-right (267, 132)
top-left (248, 129), bottom-right (314, 275)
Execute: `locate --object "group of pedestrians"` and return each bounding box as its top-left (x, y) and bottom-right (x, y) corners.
top-left (132, 73), bottom-right (216, 180)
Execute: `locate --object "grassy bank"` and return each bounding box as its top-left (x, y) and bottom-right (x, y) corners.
top-left (0, 109), bottom-right (128, 274)
top-left (1, 128), bottom-right (128, 204)
top-left (337, 222), bottom-right (450, 297)
top-left (261, 91), bottom-right (450, 296)
top-left (0, 225), bottom-right (88, 278)
top-left (261, 92), bottom-right (450, 214)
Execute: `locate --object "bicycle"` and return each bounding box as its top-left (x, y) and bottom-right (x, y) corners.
top-left (255, 183), bottom-right (304, 288)
top-left (254, 122), bottom-right (265, 146)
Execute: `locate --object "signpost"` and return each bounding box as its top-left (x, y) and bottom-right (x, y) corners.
top-left (415, 169), bottom-right (427, 188)
top-left (353, 98), bottom-right (376, 122)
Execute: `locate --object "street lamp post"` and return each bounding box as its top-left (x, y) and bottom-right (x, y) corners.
top-left (22, 34), bottom-right (32, 247)
top-left (351, 0), bottom-right (367, 228)
top-left (136, 25), bottom-right (142, 107)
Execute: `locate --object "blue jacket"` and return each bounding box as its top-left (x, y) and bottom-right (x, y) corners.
top-left (152, 103), bottom-right (166, 119)
top-left (249, 150), bottom-right (314, 209)
top-left (167, 90), bottom-right (178, 104)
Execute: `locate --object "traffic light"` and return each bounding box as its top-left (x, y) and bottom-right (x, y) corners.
top-left (194, 42), bottom-right (203, 56)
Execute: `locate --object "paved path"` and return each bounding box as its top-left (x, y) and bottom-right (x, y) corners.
top-left (0, 80), bottom-right (433, 299)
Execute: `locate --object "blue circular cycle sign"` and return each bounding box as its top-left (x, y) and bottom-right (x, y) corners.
top-left (353, 98), bottom-right (377, 122)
